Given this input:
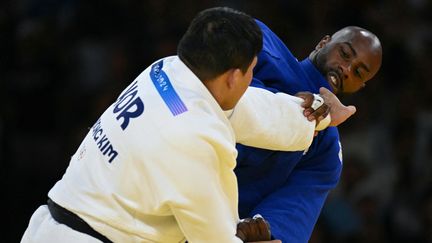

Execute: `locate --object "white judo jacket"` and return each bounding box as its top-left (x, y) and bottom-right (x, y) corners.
top-left (39, 56), bottom-right (315, 242)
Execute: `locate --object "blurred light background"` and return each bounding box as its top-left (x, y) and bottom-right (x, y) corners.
top-left (2, 0), bottom-right (432, 242)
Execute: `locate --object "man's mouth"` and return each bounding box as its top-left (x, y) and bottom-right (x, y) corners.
top-left (327, 72), bottom-right (341, 93)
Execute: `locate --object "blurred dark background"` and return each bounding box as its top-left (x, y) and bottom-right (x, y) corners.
top-left (2, 0), bottom-right (432, 242)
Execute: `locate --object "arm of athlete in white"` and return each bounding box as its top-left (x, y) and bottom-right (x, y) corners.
top-left (227, 86), bottom-right (355, 151)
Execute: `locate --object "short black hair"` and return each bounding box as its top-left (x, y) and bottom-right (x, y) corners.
top-left (177, 7), bottom-right (262, 81)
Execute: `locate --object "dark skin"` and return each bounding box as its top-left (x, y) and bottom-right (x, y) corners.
top-left (309, 26), bottom-right (383, 94)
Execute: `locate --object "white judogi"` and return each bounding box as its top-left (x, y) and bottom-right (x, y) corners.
top-left (21, 56), bottom-right (316, 243)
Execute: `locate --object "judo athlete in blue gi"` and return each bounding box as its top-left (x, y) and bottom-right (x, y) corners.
top-left (235, 20), bottom-right (383, 242)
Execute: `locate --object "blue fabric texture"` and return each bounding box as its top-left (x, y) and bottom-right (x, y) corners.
top-left (235, 19), bottom-right (343, 243)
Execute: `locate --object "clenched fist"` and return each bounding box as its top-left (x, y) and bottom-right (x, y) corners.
top-left (236, 214), bottom-right (272, 242)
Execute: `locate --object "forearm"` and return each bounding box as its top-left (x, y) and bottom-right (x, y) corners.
top-left (228, 87), bottom-right (315, 151)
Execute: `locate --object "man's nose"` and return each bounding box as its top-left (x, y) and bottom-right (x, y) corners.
top-left (340, 64), bottom-right (352, 79)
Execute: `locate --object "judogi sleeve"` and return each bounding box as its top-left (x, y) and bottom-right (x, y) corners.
top-left (247, 128), bottom-right (343, 243)
top-left (228, 85), bottom-right (316, 151)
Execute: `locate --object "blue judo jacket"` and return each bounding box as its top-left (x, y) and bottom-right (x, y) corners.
top-left (235, 20), bottom-right (343, 243)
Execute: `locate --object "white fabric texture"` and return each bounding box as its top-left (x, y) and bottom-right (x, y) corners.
top-left (21, 206), bottom-right (101, 243)
top-left (42, 56), bottom-right (241, 243)
top-left (229, 87), bottom-right (316, 151)
top-left (21, 55), bottom-right (320, 243)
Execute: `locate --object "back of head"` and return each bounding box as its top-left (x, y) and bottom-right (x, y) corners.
top-left (177, 7), bottom-right (263, 81)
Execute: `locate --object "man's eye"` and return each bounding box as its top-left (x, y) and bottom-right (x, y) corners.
top-left (340, 48), bottom-right (349, 59)
top-left (355, 69), bottom-right (362, 78)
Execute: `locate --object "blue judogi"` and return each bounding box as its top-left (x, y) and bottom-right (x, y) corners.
top-left (235, 20), bottom-right (343, 243)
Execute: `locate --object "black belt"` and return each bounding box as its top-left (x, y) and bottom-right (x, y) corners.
top-left (47, 198), bottom-right (113, 243)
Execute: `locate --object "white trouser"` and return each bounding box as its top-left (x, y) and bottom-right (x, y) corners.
top-left (21, 205), bottom-right (102, 243)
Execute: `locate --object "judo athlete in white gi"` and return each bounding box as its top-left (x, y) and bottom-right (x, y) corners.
top-left (21, 7), bottom-right (354, 243)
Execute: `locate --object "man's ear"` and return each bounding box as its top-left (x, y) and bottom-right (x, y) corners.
top-left (315, 35), bottom-right (331, 50)
top-left (227, 68), bottom-right (242, 89)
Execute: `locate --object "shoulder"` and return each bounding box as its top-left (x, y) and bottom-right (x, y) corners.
top-left (254, 19), bottom-right (281, 53)
top-left (254, 19), bottom-right (295, 64)
top-left (254, 19), bottom-right (272, 33)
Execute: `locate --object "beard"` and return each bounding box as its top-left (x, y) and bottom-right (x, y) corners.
top-left (313, 50), bottom-right (331, 77)
top-left (312, 49), bottom-right (343, 93)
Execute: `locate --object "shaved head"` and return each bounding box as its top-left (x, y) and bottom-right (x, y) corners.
top-left (332, 26), bottom-right (382, 64)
